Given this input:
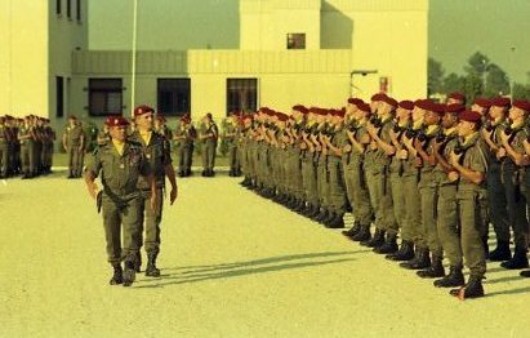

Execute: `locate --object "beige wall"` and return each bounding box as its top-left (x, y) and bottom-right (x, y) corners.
top-left (0, 0), bottom-right (48, 118)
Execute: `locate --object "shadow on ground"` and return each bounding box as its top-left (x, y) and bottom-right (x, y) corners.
top-left (135, 250), bottom-right (366, 289)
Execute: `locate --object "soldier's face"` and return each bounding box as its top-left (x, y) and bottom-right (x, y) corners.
top-left (136, 113), bottom-right (153, 130)
top-left (109, 126), bottom-right (127, 142)
top-left (458, 121), bottom-right (475, 137)
top-left (442, 114), bottom-right (457, 128)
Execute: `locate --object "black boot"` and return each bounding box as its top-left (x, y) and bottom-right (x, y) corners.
top-left (386, 240), bottom-right (414, 261)
top-left (321, 211), bottom-right (337, 226)
top-left (326, 213), bottom-right (345, 229)
top-left (374, 233), bottom-right (398, 254)
top-left (520, 269), bottom-right (530, 277)
top-left (449, 276), bottom-right (485, 300)
top-left (400, 247), bottom-right (431, 270)
top-left (417, 255), bottom-right (445, 278)
top-left (342, 221), bottom-right (361, 238)
top-left (109, 264), bottom-right (123, 285)
top-left (489, 240), bottom-right (511, 261)
top-left (315, 210), bottom-right (330, 223)
top-left (122, 260), bottom-right (136, 287)
top-left (500, 247), bottom-right (529, 270)
top-left (145, 253), bottom-right (161, 277)
top-left (134, 252), bottom-right (142, 273)
top-left (434, 266), bottom-right (465, 288)
top-left (361, 228), bottom-right (385, 248)
top-left (308, 205), bottom-right (321, 219)
top-left (351, 224), bottom-right (371, 242)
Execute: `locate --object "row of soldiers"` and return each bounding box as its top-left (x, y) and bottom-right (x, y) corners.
top-left (0, 115), bottom-right (56, 179)
top-left (237, 92), bottom-right (530, 300)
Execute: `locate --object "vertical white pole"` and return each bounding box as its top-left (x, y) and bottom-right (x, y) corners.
top-left (130, 0), bottom-right (138, 117)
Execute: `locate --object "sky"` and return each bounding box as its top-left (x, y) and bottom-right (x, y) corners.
top-left (88, 0), bottom-right (530, 84)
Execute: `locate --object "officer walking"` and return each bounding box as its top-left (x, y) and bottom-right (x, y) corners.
top-left (84, 116), bottom-right (157, 287)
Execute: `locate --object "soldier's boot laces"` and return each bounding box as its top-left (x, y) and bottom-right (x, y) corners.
top-left (449, 276), bottom-right (485, 300)
top-left (417, 255), bottom-right (445, 278)
top-left (434, 266), bottom-right (465, 288)
top-left (109, 264), bottom-right (123, 285)
top-left (146, 253), bottom-right (161, 277)
top-left (489, 240), bottom-right (511, 261)
top-left (386, 240), bottom-right (414, 261)
top-left (122, 261), bottom-right (136, 287)
top-left (361, 228), bottom-right (385, 248)
top-left (374, 233), bottom-right (398, 254)
top-left (500, 247), bottom-right (529, 270)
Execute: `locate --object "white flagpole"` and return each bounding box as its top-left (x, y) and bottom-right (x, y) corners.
top-left (130, 0), bottom-right (139, 117)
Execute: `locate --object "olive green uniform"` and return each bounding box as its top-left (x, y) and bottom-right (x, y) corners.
top-left (64, 123), bottom-right (85, 177)
top-left (199, 122), bottom-right (218, 173)
top-left (0, 124), bottom-right (8, 177)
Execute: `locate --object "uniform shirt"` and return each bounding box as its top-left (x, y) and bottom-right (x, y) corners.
top-left (64, 123), bottom-right (84, 146)
top-left (129, 130), bottom-right (172, 190)
top-left (458, 132), bottom-right (489, 191)
top-left (366, 115), bottom-right (393, 172)
top-left (433, 128), bottom-right (459, 186)
top-left (18, 125), bottom-right (33, 145)
top-left (85, 140), bottom-right (151, 198)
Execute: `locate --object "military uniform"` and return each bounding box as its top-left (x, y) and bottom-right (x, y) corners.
top-left (63, 119), bottom-right (85, 178)
top-left (199, 118), bottom-right (218, 176)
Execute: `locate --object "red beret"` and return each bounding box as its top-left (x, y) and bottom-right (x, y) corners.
top-left (431, 103), bottom-right (446, 116)
top-left (473, 98), bottom-right (492, 109)
top-left (398, 100), bottom-right (414, 111)
top-left (448, 92), bottom-right (466, 101)
top-left (358, 103), bottom-right (371, 114)
top-left (491, 97), bottom-right (511, 108)
top-left (512, 100), bottom-right (530, 113)
top-left (134, 105), bottom-right (154, 117)
top-left (371, 93), bottom-right (387, 102)
top-left (382, 96), bottom-right (398, 108)
top-left (445, 103), bottom-right (465, 114)
top-left (277, 113), bottom-right (289, 122)
top-left (292, 105), bottom-right (309, 114)
top-left (105, 116), bottom-right (129, 127)
top-left (459, 110), bottom-right (482, 123)
top-left (348, 98), bottom-right (365, 106)
top-left (415, 99), bottom-right (435, 111)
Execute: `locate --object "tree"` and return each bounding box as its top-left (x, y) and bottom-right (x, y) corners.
top-left (512, 83), bottom-right (530, 101)
top-left (443, 73), bottom-right (465, 94)
top-left (484, 63), bottom-right (510, 97)
top-left (464, 51), bottom-right (490, 77)
top-left (463, 73), bottom-right (484, 103)
top-left (428, 57), bottom-right (445, 96)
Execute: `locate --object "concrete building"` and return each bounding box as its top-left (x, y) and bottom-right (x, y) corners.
top-left (1, 0), bottom-right (428, 131)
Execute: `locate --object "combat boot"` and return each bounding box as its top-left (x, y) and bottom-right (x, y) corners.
top-left (449, 276), bottom-right (485, 300)
top-left (361, 228), bottom-right (385, 248)
top-left (374, 233), bottom-right (398, 254)
top-left (400, 247), bottom-right (431, 270)
top-left (326, 213), bottom-right (345, 229)
top-left (489, 240), bottom-right (511, 261)
top-left (109, 264), bottom-right (123, 285)
top-left (341, 221), bottom-right (361, 238)
top-left (134, 252), bottom-right (142, 273)
top-left (122, 260), bottom-right (136, 287)
top-left (351, 224), bottom-right (371, 242)
top-left (434, 266), bottom-right (465, 288)
top-left (315, 210), bottom-right (330, 223)
top-left (500, 247), bottom-right (529, 270)
top-left (321, 211), bottom-right (337, 226)
top-left (520, 269), bottom-right (530, 277)
top-left (386, 240), bottom-right (414, 261)
top-left (145, 253), bottom-right (161, 277)
top-left (417, 255), bottom-right (445, 278)
top-left (308, 205), bottom-right (321, 219)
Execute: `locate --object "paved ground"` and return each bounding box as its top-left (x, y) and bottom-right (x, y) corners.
top-left (1, 171), bottom-right (529, 338)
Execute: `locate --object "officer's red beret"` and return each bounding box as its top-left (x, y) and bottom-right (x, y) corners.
top-left (512, 100), bottom-right (530, 113)
top-left (491, 97), bottom-right (511, 108)
top-left (415, 99), bottom-right (434, 111)
top-left (347, 98), bottom-right (364, 106)
top-left (382, 96), bottom-right (398, 108)
top-left (105, 116), bottom-right (130, 127)
top-left (459, 110), bottom-right (482, 123)
top-left (445, 103), bottom-right (465, 114)
top-left (134, 105), bottom-right (154, 117)
top-left (473, 98), bottom-right (492, 109)
top-left (398, 100), bottom-right (414, 111)
top-left (371, 93), bottom-right (387, 102)
top-left (431, 103), bottom-right (446, 116)
top-left (292, 105), bottom-right (309, 114)
top-left (358, 103), bottom-right (371, 114)
top-left (277, 113), bottom-right (289, 122)
top-left (448, 92), bottom-right (466, 101)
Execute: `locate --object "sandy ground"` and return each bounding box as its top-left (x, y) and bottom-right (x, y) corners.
top-left (1, 171), bottom-right (529, 338)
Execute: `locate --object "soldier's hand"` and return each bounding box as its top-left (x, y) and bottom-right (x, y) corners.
top-left (449, 152), bottom-right (462, 166)
top-left (150, 193), bottom-right (158, 212)
top-left (496, 147), bottom-right (507, 160)
top-left (448, 170), bottom-right (459, 182)
top-left (397, 149), bottom-right (408, 160)
top-left (87, 183), bottom-right (99, 200)
top-left (169, 186), bottom-right (178, 205)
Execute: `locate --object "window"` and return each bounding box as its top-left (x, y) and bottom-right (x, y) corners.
top-left (88, 79), bottom-right (123, 116)
top-left (56, 0), bottom-right (62, 15)
top-left (76, 0), bottom-right (81, 21)
top-left (56, 77), bottom-right (64, 118)
top-left (226, 78), bottom-right (258, 115)
top-left (287, 33), bottom-right (306, 50)
top-left (157, 79), bottom-right (191, 117)
top-left (66, 0), bottom-right (71, 18)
